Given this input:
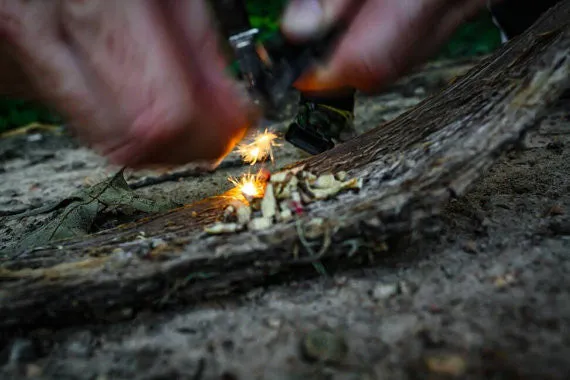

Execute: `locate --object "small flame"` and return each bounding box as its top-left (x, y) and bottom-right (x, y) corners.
top-left (228, 170), bottom-right (267, 200)
top-left (237, 129), bottom-right (280, 165)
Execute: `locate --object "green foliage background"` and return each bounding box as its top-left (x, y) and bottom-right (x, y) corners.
top-left (0, 1), bottom-right (500, 134)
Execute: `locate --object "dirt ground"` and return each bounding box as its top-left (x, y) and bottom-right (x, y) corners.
top-left (0, 57), bottom-right (569, 379)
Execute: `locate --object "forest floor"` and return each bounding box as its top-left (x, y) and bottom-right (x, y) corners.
top-left (0, 57), bottom-right (569, 380)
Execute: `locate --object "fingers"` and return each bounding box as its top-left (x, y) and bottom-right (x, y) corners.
top-left (155, 0), bottom-right (255, 163)
top-left (281, 0), bottom-right (362, 41)
top-left (294, 0), bottom-right (488, 93)
top-left (56, 0), bottom-right (251, 167)
top-left (0, 0), bottom-right (253, 168)
top-left (58, 0), bottom-right (200, 163)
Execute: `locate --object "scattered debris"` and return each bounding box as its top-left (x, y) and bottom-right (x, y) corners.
top-left (205, 168), bottom-right (363, 235)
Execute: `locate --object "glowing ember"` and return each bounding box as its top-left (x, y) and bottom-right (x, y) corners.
top-left (237, 129), bottom-right (280, 165)
top-left (228, 171), bottom-right (267, 200)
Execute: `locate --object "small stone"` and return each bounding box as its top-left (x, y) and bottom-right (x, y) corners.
top-left (300, 329), bottom-right (348, 364)
top-left (424, 353), bottom-right (467, 377)
top-left (266, 318), bottom-right (282, 329)
top-left (494, 273), bottom-right (516, 288)
top-left (27, 133), bottom-right (43, 142)
top-left (461, 240), bottom-right (477, 254)
top-left (546, 204), bottom-right (565, 216)
top-left (372, 283), bottom-right (398, 300)
top-left (26, 364), bottom-right (43, 378)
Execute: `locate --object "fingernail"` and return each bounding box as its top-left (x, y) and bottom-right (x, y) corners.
top-left (282, 0), bottom-right (324, 41)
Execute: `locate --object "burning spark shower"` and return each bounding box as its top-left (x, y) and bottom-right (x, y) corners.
top-left (228, 170), bottom-right (268, 201)
top-left (237, 129), bottom-right (280, 165)
top-left (227, 129), bottom-right (281, 201)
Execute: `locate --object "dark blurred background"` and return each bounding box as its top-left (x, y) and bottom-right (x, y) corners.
top-left (0, 0), bottom-right (501, 134)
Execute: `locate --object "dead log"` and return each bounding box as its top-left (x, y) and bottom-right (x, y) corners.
top-left (0, 1), bottom-right (569, 335)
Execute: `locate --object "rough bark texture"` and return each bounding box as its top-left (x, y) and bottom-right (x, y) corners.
top-left (1, 1), bottom-right (570, 339)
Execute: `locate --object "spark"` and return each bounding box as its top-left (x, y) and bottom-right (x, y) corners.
top-left (228, 169), bottom-right (268, 200)
top-left (237, 129), bottom-right (281, 165)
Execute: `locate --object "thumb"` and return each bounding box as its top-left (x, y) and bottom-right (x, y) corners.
top-left (281, 0), bottom-right (357, 42)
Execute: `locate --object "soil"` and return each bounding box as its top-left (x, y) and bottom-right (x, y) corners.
top-left (0, 57), bottom-right (569, 379)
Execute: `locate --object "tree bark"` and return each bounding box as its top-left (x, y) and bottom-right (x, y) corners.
top-left (1, 1), bottom-right (569, 336)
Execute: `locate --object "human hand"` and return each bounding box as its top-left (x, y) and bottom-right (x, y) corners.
top-left (0, 0), bottom-right (255, 168)
top-left (281, 0), bottom-right (489, 93)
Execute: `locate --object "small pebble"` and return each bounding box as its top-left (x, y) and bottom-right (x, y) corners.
top-left (300, 329), bottom-right (348, 364)
top-left (424, 353), bottom-right (467, 377)
top-left (26, 364), bottom-right (43, 378)
top-left (266, 317), bottom-right (283, 329)
top-left (494, 273), bottom-right (516, 288)
top-left (461, 240), bottom-right (478, 254)
top-left (372, 283), bottom-right (398, 300)
top-left (546, 204), bottom-right (565, 216)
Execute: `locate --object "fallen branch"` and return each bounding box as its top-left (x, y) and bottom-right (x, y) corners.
top-left (0, 1), bottom-right (569, 335)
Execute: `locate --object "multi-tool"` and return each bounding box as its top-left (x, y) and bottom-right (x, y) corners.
top-left (209, 0), bottom-right (344, 154)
